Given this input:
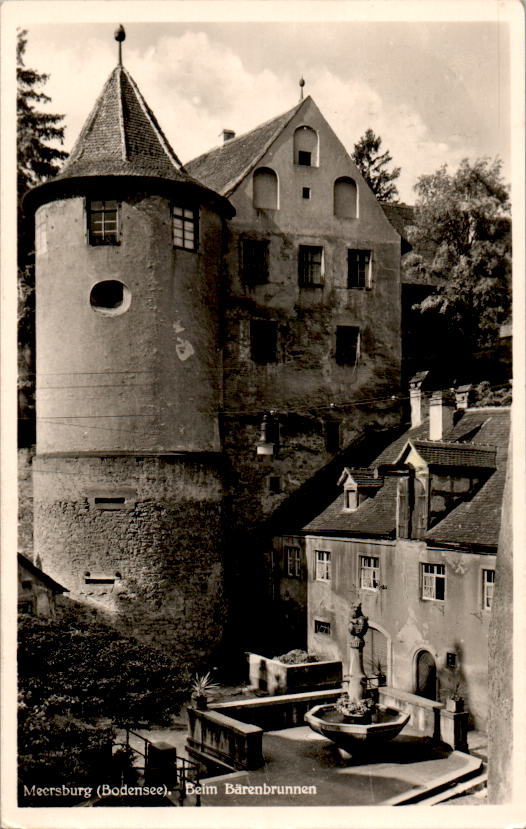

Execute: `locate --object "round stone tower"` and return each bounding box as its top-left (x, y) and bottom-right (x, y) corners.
top-left (26, 34), bottom-right (234, 663)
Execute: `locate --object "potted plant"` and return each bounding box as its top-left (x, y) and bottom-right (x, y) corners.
top-left (445, 681), bottom-right (465, 713)
top-left (335, 694), bottom-right (376, 724)
top-left (190, 672), bottom-right (219, 710)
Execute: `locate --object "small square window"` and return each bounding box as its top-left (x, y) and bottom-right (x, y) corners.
top-left (314, 619), bottom-right (331, 635)
top-left (285, 545), bottom-right (301, 577)
top-left (335, 326), bottom-right (360, 366)
top-left (298, 245), bottom-right (324, 287)
top-left (422, 563), bottom-right (446, 601)
top-left (173, 205), bottom-right (198, 251)
top-left (360, 556), bottom-right (379, 590)
top-left (483, 569), bottom-right (495, 610)
top-left (250, 319), bottom-right (278, 364)
top-left (298, 151), bottom-right (312, 166)
top-left (315, 550), bottom-right (331, 582)
top-left (88, 200), bottom-right (119, 246)
top-left (348, 250), bottom-right (371, 288)
top-left (302, 187), bottom-right (311, 199)
top-left (241, 239), bottom-right (269, 285)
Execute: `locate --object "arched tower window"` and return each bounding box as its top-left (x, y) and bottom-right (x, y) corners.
top-left (293, 126), bottom-right (318, 166)
top-left (334, 177), bottom-right (358, 218)
top-left (253, 167), bottom-right (279, 210)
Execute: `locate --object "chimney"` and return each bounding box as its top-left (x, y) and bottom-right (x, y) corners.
top-left (222, 129), bottom-right (236, 143)
top-left (429, 390), bottom-right (455, 441)
top-left (455, 384), bottom-right (473, 410)
top-left (409, 371), bottom-right (429, 428)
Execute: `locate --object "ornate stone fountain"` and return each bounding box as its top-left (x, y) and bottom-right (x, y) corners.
top-left (305, 603), bottom-right (409, 751)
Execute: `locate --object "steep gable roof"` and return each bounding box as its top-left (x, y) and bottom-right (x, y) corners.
top-left (304, 408), bottom-right (509, 547)
top-left (185, 98), bottom-right (306, 196)
top-left (394, 440), bottom-right (497, 470)
top-left (18, 554), bottom-right (68, 594)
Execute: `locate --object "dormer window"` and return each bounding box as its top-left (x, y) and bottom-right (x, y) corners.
top-left (173, 205), bottom-right (198, 251)
top-left (88, 200), bottom-right (120, 245)
top-left (344, 487), bottom-right (358, 511)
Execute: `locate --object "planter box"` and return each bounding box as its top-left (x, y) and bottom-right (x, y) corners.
top-left (247, 652), bottom-right (342, 696)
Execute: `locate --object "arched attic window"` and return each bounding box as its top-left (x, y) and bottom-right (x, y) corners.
top-left (253, 167), bottom-right (279, 210)
top-left (293, 126), bottom-right (318, 166)
top-left (334, 177), bottom-right (358, 218)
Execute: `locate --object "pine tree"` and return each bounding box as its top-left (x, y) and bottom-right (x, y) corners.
top-left (17, 29), bottom-right (68, 444)
top-left (352, 128), bottom-right (400, 203)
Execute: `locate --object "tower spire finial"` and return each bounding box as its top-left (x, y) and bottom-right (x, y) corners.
top-left (299, 77), bottom-right (305, 101)
top-left (115, 24), bottom-right (126, 66)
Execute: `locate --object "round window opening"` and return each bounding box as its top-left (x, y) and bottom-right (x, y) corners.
top-left (90, 280), bottom-right (131, 315)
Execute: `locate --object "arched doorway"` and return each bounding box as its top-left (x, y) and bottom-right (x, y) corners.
top-left (416, 650), bottom-right (437, 700)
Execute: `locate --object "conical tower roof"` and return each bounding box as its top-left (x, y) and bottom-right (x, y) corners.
top-left (26, 61), bottom-right (233, 216)
top-left (57, 64), bottom-right (187, 182)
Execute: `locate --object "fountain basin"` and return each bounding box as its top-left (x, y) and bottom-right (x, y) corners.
top-left (305, 704), bottom-right (410, 751)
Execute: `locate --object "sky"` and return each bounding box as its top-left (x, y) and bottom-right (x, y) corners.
top-left (19, 12), bottom-right (512, 204)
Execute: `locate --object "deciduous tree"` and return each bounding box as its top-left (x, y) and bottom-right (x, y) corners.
top-left (405, 157), bottom-right (511, 360)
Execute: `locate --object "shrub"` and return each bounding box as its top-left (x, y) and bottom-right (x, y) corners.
top-left (273, 649), bottom-right (320, 665)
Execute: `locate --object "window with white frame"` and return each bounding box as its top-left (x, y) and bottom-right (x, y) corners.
top-left (88, 199), bottom-right (120, 245)
top-left (173, 205), bottom-right (198, 251)
top-left (421, 563), bottom-right (446, 601)
top-left (483, 569), bottom-right (495, 610)
top-left (285, 545), bottom-right (301, 577)
top-left (360, 556), bottom-right (379, 590)
top-left (315, 550), bottom-right (331, 582)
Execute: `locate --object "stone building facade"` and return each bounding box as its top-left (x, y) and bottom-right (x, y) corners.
top-left (27, 50), bottom-right (402, 662)
top-left (296, 386), bottom-right (509, 729)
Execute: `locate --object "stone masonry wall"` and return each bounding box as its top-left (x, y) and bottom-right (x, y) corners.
top-left (33, 454), bottom-right (226, 666)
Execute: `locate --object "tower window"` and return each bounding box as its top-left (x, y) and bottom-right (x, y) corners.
top-left (250, 319), bottom-right (278, 364)
top-left (298, 151), bottom-right (311, 166)
top-left (268, 475), bottom-right (282, 494)
top-left (348, 250), bottom-right (372, 288)
top-left (302, 187), bottom-right (311, 199)
top-left (173, 205), bottom-right (198, 251)
top-left (89, 280), bottom-right (131, 315)
top-left (335, 326), bottom-right (360, 365)
top-left (88, 200), bottom-right (119, 245)
top-left (241, 239), bottom-right (269, 286)
top-left (298, 245), bottom-right (324, 287)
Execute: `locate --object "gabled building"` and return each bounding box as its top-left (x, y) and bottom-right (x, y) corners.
top-left (297, 383), bottom-right (509, 729)
top-left (18, 554), bottom-right (68, 618)
top-left (26, 30), bottom-right (403, 662)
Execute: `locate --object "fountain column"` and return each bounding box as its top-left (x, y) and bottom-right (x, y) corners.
top-left (343, 603), bottom-right (369, 704)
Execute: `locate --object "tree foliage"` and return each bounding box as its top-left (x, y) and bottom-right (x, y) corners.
top-left (17, 29), bottom-right (68, 444)
top-left (405, 157), bottom-right (511, 356)
top-left (17, 29), bottom-right (67, 210)
top-left (18, 611), bottom-right (189, 726)
top-left (352, 128), bottom-right (400, 202)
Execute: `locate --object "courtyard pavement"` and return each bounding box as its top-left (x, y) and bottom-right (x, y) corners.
top-left (123, 721), bottom-right (482, 807)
